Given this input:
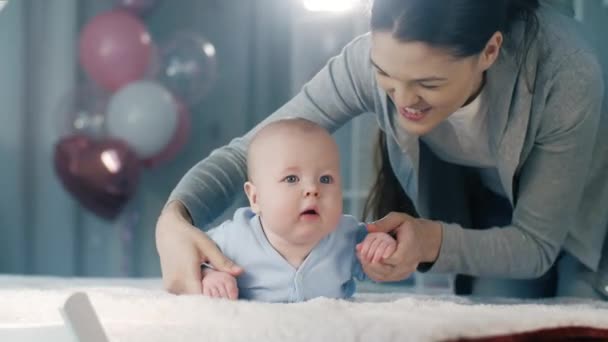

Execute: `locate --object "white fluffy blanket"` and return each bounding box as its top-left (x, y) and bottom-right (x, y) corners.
top-left (1, 275), bottom-right (607, 342)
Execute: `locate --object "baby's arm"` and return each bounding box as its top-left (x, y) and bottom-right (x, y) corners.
top-left (356, 232), bottom-right (397, 263)
top-left (201, 267), bottom-right (239, 300)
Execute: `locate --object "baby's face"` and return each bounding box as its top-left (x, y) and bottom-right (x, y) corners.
top-left (248, 129), bottom-right (343, 246)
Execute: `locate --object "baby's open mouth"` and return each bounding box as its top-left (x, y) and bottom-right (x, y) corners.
top-left (300, 207), bottom-right (320, 220)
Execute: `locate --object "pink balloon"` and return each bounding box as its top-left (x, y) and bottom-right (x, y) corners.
top-left (142, 98), bottom-right (191, 168)
top-left (79, 10), bottom-right (152, 91)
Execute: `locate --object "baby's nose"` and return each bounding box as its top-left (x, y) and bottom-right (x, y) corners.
top-left (304, 184), bottom-right (319, 197)
top-left (305, 190), bottom-right (319, 197)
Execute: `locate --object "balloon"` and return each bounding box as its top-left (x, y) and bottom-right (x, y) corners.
top-left (0, 1), bottom-right (9, 14)
top-left (79, 10), bottom-right (152, 91)
top-left (54, 134), bottom-right (141, 220)
top-left (142, 98), bottom-right (191, 168)
top-left (113, 0), bottom-right (158, 15)
top-left (55, 83), bottom-right (109, 139)
top-left (159, 31), bottom-right (217, 105)
top-left (106, 81), bottom-right (178, 159)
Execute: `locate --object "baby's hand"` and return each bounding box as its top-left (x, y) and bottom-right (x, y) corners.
top-left (356, 232), bottom-right (397, 263)
top-left (201, 269), bottom-right (239, 300)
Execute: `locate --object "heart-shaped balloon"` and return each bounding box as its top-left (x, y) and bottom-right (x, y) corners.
top-left (54, 134), bottom-right (141, 220)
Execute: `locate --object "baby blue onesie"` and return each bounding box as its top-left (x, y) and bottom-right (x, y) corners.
top-left (206, 207), bottom-right (368, 302)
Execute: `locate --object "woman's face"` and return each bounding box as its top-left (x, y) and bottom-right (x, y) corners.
top-left (371, 31), bottom-right (500, 136)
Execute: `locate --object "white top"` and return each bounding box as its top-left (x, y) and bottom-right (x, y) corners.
top-left (423, 89), bottom-right (493, 167)
top-left (422, 89), bottom-right (505, 197)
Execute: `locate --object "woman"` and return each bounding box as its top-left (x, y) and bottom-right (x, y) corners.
top-left (156, 0), bottom-right (607, 299)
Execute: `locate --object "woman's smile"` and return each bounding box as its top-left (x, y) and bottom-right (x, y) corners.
top-left (399, 106), bottom-right (432, 122)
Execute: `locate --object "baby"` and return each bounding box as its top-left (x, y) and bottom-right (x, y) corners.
top-left (201, 118), bottom-right (396, 302)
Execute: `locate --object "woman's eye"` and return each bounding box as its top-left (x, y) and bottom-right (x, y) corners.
top-left (284, 175), bottom-right (299, 183)
top-left (420, 84), bottom-right (440, 90)
top-left (320, 175), bottom-right (333, 184)
top-left (376, 72), bottom-right (390, 80)
top-left (373, 67), bottom-right (389, 77)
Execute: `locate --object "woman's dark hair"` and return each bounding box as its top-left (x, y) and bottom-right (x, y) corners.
top-left (362, 0), bottom-right (540, 221)
top-left (362, 130), bottom-right (419, 221)
top-left (370, 0), bottom-right (540, 57)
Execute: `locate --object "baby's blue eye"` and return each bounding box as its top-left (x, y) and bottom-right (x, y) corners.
top-left (320, 175), bottom-right (333, 184)
top-left (284, 175), bottom-right (299, 183)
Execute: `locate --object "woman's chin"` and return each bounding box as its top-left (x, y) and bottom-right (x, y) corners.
top-left (397, 115), bottom-right (437, 136)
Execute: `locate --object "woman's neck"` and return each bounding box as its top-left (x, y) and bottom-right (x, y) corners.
top-left (463, 71), bottom-right (486, 107)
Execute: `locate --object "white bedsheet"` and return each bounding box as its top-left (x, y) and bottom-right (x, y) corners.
top-left (1, 275), bottom-right (607, 341)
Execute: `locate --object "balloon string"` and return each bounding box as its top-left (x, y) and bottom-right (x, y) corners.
top-left (121, 207), bottom-right (139, 277)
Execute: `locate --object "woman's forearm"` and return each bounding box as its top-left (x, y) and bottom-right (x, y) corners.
top-left (430, 223), bottom-right (559, 278)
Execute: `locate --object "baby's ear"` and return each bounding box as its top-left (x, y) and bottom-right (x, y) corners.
top-left (244, 181), bottom-right (260, 213)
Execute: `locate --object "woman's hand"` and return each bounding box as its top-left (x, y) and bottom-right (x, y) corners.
top-left (155, 201), bottom-right (243, 294)
top-left (357, 212), bottom-right (443, 282)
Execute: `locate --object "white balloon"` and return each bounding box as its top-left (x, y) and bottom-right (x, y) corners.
top-left (106, 81), bottom-right (178, 158)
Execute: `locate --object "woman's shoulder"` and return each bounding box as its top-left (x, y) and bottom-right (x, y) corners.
top-left (504, 6), bottom-right (604, 101)
top-left (525, 8), bottom-right (604, 139)
top-left (338, 33), bottom-right (374, 74)
top-left (535, 7), bottom-right (603, 94)
top-left (535, 6), bottom-right (600, 69)
top-left (343, 32), bottom-right (372, 53)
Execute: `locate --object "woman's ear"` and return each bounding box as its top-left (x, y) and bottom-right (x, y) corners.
top-left (480, 31), bottom-right (503, 71)
top-left (244, 181), bottom-right (260, 214)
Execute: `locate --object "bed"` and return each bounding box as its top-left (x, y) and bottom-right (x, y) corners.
top-left (1, 275), bottom-right (607, 341)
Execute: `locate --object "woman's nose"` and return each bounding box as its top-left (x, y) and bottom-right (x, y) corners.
top-left (394, 85), bottom-right (420, 107)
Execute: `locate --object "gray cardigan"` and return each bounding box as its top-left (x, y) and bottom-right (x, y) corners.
top-left (169, 7), bottom-right (607, 282)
